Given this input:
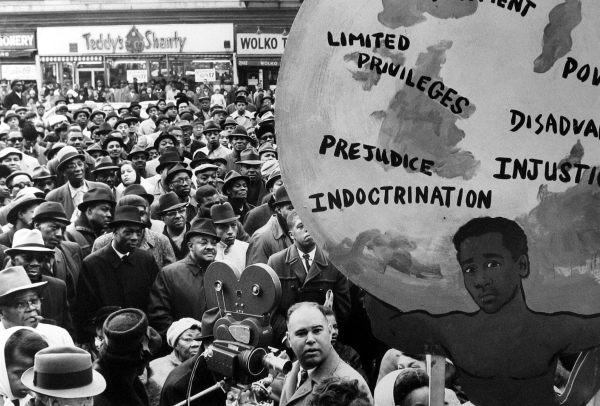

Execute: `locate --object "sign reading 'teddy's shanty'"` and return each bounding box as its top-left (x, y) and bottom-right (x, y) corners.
top-left (37, 24), bottom-right (233, 56)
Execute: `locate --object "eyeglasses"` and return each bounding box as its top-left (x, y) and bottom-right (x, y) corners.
top-left (7, 297), bottom-right (41, 311)
top-left (8, 137), bottom-right (23, 142)
top-left (20, 253), bottom-right (53, 263)
top-left (170, 177), bottom-right (191, 186)
top-left (12, 182), bottom-right (32, 190)
top-left (65, 161), bottom-right (85, 171)
top-left (165, 207), bottom-right (187, 217)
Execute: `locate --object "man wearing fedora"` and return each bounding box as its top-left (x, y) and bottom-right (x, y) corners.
top-left (244, 169), bottom-right (282, 236)
top-left (3, 80), bottom-right (27, 108)
top-left (194, 185), bottom-right (251, 243)
top-left (22, 346), bottom-right (106, 406)
top-left (91, 156), bottom-right (119, 197)
top-left (46, 146), bottom-right (110, 221)
top-left (155, 163), bottom-right (196, 223)
top-left (7, 229), bottom-right (73, 335)
top-left (224, 125), bottom-right (252, 174)
top-left (145, 147), bottom-right (187, 199)
top-left (0, 266), bottom-right (74, 346)
top-left (179, 120), bottom-right (204, 158)
top-left (90, 194), bottom-right (176, 268)
top-left (246, 186), bottom-right (295, 266)
top-left (149, 218), bottom-right (219, 340)
top-left (198, 121), bottom-right (231, 160)
top-left (193, 161), bottom-right (219, 190)
top-left (32, 166), bottom-right (56, 197)
top-left (74, 206), bottom-right (160, 348)
top-left (65, 188), bottom-right (116, 258)
top-left (238, 148), bottom-right (267, 207)
top-left (32, 202), bottom-right (84, 306)
top-left (144, 132), bottom-right (180, 178)
top-left (127, 145), bottom-right (150, 178)
top-left (0, 191), bottom-right (45, 247)
top-left (156, 191), bottom-right (192, 261)
top-left (211, 202), bottom-right (249, 271)
top-left (225, 87), bottom-right (257, 115)
top-left (140, 104), bottom-right (159, 136)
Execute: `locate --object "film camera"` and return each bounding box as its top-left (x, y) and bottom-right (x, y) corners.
top-left (203, 260), bottom-right (292, 385)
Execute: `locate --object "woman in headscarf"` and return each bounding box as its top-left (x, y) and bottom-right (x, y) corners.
top-left (0, 326), bottom-right (48, 405)
top-left (374, 369), bottom-right (460, 406)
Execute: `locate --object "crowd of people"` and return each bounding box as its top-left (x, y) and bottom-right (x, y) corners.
top-left (0, 76), bottom-right (580, 406)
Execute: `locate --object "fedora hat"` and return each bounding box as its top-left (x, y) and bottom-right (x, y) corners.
top-left (129, 101), bottom-right (141, 110)
top-left (102, 134), bottom-right (126, 150)
top-left (145, 104), bottom-right (158, 114)
top-left (258, 142), bottom-right (277, 158)
top-left (210, 106), bottom-right (226, 117)
top-left (228, 125), bottom-right (251, 139)
top-left (273, 185), bottom-right (291, 207)
top-left (221, 117), bottom-right (237, 129)
top-left (211, 156), bottom-right (227, 166)
top-left (235, 86), bottom-right (248, 95)
top-left (89, 110), bottom-right (106, 120)
top-left (123, 113), bottom-right (139, 124)
top-left (157, 192), bottom-right (188, 215)
top-left (33, 202), bottom-right (71, 225)
top-left (117, 105), bottom-right (130, 114)
top-left (108, 206), bottom-right (148, 229)
top-left (178, 120), bottom-right (192, 129)
top-left (44, 142), bottom-right (66, 160)
top-left (78, 188), bottom-right (116, 211)
top-left (256, 123), bottom-right (275, 139)
top-left (194, 163), bottom-right (218, 175)
top-left (257, 107), bottom-right (274, 119)
top-left (234, 95), bottom-right (248, 105)
top-left (210, 202), bottom-right (239, 224)
top-left (72, 108), bottom-right (90, 119)
top-left (154, 132), bottom-right (178, 150)
top-left (31, 166), bottom-right (55, 181)
top-left (222, 170), bottom-right (250, 193)
top-left (186, 217), bottom-right (219, 242)
top-left (6, 170), bottom-right (32, 188)
top-left (56, 146), bottom-right (86, 172)
top-left (156, 148), bottom-right (185, 174)
top-left (0, 266), bottom-right (47, 304)
top-left (198, 95), bottom-right (210, 103)
top-left (96, 122), bottom-right (113, 135)
top-left (5, 229), bottom-right (54, 256)
top-left (0, 147), bottom-right (22, 161)
top-left (87, 143), bottom-right (109, 157)
top-left (123, 184), bottom-right (154, 205)
top-left (3, 111), bottom-right (19, 123)
top-left (190, 150), bottom-right (212, 170)
top-left (22, 346), bottom-right (106, 398)
top-left (238, 148), bottom-right (262, 165)
top-left (103, 308), bottom-right (162, 359)
top-left (165, 102), bottom-right (177, 110)
top-left (164, 162), bottom-right (192, 185)
top-left (92, 156), bottom-right (119, 173)
top-left (266, 170), bottom-right (282, 191)
top-left (127, 145), bottom-right (150, 161)
top-left (6, 192), bottom-right (46, 225)
top-left (202, 121), bottom-right (221, 134)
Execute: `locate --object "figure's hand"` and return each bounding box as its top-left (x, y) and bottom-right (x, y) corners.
top-left (324, 289), bottom-right (334, 309)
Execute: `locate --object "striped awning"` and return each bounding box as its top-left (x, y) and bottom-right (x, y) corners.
top-left (40, 55), bottom-right (103, 62)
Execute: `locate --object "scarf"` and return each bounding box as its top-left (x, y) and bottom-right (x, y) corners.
top-left (0, 326), bottom-right (37, 402)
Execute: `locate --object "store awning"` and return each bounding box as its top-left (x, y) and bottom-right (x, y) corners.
top-left (40, 55), bottom-right (102, 62)
top-left (0, 49), bottom-right (35, 59)
top-left (237, 57), bottom-right (280, 67)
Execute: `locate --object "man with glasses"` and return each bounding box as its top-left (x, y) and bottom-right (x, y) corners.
top-left (160, 162), bottom-right (196, 223)
top-left (7, 229), bottom-right (73, 335)
top-left (5, 131), bottom-right (39, 172)
top-left (46, 146), bottom-right (109, 220)
top-left (157, 192), bottom-right (191, 260)
top-left (74, 206), bottom-right (160, 349)
top-left (3, 80), bottom-right (27, 108)
top-left (0, 265), bottom-right (74, 346)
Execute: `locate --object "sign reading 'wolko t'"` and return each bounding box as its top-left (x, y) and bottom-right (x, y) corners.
top-left (236, 33), bottom-right (288, 55)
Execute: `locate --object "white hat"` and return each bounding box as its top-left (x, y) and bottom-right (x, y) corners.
top-left (47, 115), bottom-right (69, 127)
top-left (166, 317), bottom-right (202, 348)
top-left (0, 147), bottom-right (22, 160)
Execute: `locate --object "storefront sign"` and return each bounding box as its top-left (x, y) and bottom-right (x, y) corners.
top-left (195, 68), bottom-right (216, 82)
top-left (127, 70), bottom-right (148, 83)
top-left (237, 58), bottom-right (281, 67)
top-left (1, 65), bottom-right (37, 80)
top-left (237, 33), bottom-right (288, 55)
top-left (0, 33), bottom-right (36, 49)
top-left (38, 24), bottom-right (233, 55)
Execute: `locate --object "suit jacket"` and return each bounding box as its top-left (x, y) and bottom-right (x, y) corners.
top-left (246, 215), bottom-right (292, 266)
top-left (73, 244), bottom-right (160, 343)
top-left (40, 274), bottom-right (74, 336)
top-left (3, 91), bottom-right (27, 108)
top-left (279, 349), bottom-right (372, 406)
top-left (162, 223), bottom-right (190, 261)
top-left (45, 180), bottom-right (109, 220)
top-left (267, 245), bottom-right (351, 346)
top-left (148, 254), bottom-right (209, 338)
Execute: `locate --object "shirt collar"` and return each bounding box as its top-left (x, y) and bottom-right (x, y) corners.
top-left (68, 180), bottom-right (89, 199)
top-left (296, 246), bottom-right (316, 262)
top-left (111, 240), bottom-right (129, 259)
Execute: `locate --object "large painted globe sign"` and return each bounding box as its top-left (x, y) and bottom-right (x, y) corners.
top-left (277, 0), bottom-right (600, 315)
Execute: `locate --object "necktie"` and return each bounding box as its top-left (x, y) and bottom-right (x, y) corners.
top-left (302, 254), bottom-right (311, 273)
top-left (297, 369), bottom-right (308, 389)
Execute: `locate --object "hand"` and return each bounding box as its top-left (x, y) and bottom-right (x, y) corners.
top-left (324, 289), bottom-right (334, 308)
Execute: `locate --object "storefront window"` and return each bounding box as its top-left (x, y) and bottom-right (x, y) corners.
top-left (62, 63), bottom-right (74, 87)
top-left (168, 56), bottom-right (233, 88)
top-left (107, 58), bottom-right (147, 88)
top-left (42, 62), bottom-right (58, 84)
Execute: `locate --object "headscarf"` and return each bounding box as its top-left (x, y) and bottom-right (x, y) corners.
top-left (374, 369), bottom-right (461, 406)
top-left (0, 326), bottom-right (37, 401)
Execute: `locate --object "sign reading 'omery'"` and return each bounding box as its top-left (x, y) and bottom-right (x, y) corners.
top-left (0, 33), bottom-right (36, 49)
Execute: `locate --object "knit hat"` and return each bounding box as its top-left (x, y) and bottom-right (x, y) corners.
top-left (166, 318), bottom-right (202, 348)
